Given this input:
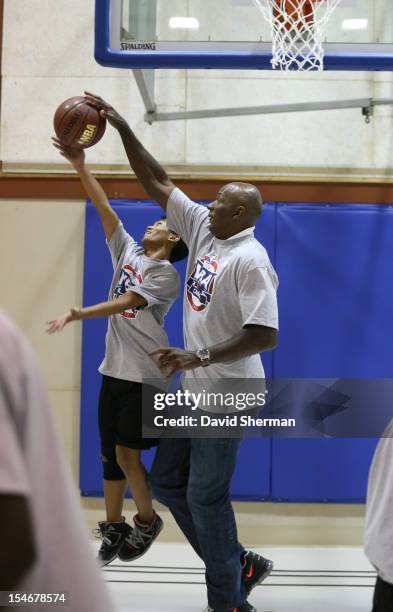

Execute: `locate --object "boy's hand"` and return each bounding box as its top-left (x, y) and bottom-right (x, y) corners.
top-left (52, 137), bottom-right (85, 168)
top-left (46, 308), bottom-right (81, 334)
top-left (84, 91), bottom-right (129, 131)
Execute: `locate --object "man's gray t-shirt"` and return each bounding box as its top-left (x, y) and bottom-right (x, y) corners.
top-left (166, 187), bottom-right (278, 383)
top-left (99, 221), bottom-right (179, 382)
top-left (364, 419), bottom-right (393, 584)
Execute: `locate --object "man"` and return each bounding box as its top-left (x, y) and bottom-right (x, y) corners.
top-left (48, 140), bottom-right (188, 566)
top-left (0, 310), bottom-right (116, 612)
top-left (85, 92), bottom-right (278, 612)
top-left (364, 420), bottom-right (393, 612)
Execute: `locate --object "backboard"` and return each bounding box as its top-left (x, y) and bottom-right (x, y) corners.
top-left (95, 0), bottom-right (393, 71)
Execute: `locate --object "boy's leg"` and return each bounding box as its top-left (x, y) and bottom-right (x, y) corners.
top-left (99, 376), bottom-right (128, 520)
top-left (114, 382), bottom-right (163, 562)
top-left (103, 472), bottom-right (127, 523)
top-left (97, 376), bottom-right (132, 565)
top-left (115, 445), bottom-right (164, 562)
top-left (114, 379), bottom-right (158, 525)
top-left (116, 446), bottom-right (153, 524)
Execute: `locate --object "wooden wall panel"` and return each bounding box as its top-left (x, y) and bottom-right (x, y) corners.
top-left (1, 174), bottom-right (393, 204)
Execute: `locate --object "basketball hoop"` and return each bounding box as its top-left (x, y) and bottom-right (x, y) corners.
top-left (252, 0), bottom-right (341, 71)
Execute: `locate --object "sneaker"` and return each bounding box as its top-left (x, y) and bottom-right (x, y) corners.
top-left (241, 550), bottom-right (273, 596)
top-left (93, 516), bottom-right (132, 566)
top-left (118, 511), bottom-right (163, 562)
top-left (204, 602), bottom-right (256, 612)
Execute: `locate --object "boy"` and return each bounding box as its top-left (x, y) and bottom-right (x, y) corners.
top-left (47, 138), bottom-right (188, 565)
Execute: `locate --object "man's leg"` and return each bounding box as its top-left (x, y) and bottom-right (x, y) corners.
top-left (149, 437), bottom-right (203, 558)
top-left (187, 437), bottom-right (246, 611)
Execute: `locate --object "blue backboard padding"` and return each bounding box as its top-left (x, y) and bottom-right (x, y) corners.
top-left (80, 199), bottom-right (275, 498)
top-left (95, 0), bottom-right (393, 71)
top-left (271, 204), bottom-right (393, 502)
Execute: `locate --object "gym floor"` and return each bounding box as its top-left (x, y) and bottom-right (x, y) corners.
top-left (100, 543), bottom-right (376, 612)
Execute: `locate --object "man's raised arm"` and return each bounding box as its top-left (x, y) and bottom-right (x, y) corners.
top-left (84, 92), bottom-right (175, 211)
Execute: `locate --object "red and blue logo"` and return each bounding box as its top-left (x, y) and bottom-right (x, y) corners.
top-left (114, 264), bottom-right (144, 319)
top-left (186, 255), bottom-right (218, 312)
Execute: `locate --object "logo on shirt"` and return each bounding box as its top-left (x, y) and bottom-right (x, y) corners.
top-left (186, 255), bottom-right (218, 312)
top-left (113, 264), bottom-right (144, 319)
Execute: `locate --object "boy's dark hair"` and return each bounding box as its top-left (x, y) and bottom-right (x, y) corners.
top-left (169, 237), bottom-right (188, 263)
top-left (161, 216), bottom-right (188, 263)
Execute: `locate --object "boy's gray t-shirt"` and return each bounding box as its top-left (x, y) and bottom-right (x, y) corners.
top-left (364, 419), bottom-right (393, 584)
top-left (98, 221), bottom-right (179, 382)
top-left (166, 187), bottom-right (279, 384)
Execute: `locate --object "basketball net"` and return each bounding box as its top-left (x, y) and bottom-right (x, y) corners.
top-left (252, 0), bottom-right (341, 71)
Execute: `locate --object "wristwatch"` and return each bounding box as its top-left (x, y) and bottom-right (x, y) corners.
top-left (196, 347), bottom-right (210, 367)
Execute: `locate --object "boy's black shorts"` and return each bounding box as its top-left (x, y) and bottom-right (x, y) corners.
top-left (98, 375), bottom-right (159, 455)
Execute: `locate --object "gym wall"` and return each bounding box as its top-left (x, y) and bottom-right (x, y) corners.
top-left (2, 0), bottom-right (393, 178)
top-left (2, 0), bottom-right (393, 544)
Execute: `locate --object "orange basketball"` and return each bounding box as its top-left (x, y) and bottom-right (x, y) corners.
top-left (273, 0), bottom-right (319, 30)
top-left (53, 96), bottom-right (106, 149)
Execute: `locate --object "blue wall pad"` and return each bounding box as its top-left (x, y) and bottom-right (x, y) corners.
top-left (80, 200), bottom-right (276, 498)
top-left (230, 438), bottom-right (271, 500)
top-left (272, 438), bottom-right (377, 502)
top-left (271, 204), bottom-right (393, 502)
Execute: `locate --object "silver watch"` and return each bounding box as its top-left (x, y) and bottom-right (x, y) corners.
top-left (196, 347), bottom-right (210, 367)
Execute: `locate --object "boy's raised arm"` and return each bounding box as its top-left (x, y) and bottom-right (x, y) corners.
top-left (52, 137), bottom-right (119, 241)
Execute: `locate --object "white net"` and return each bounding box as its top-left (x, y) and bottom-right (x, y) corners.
top-left (252, 0), bottom-right (341, 71)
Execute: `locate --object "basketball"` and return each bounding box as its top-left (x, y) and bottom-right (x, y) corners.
top-left (273, 0), bottom-right (318, 31)
top-left (53, 96), bottom-right (106, 149)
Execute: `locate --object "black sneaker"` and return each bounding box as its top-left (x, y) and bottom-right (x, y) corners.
top-left (204, 602), bottom-right (256, 612)
top-left (118, 511), bottom-right (163, 562)
top-left (94, 516), bottom-right (132, 566)
top-left (241, 550), bottom-right (273, 596)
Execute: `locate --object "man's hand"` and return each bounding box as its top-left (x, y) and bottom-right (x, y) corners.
top-left (150, 347), bottom-right (200, 378)
top-left (84, 91), bottom-right (129, 132)
top-left (83, 92), bottom-right (174, 209)
top-left (46, 308), bottom-right (81, 334)
top-left (52, 137), bottom-right (85, 168)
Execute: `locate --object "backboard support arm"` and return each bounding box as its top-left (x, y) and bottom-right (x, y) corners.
top-left (132, 94), bottom-right (393, 125)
